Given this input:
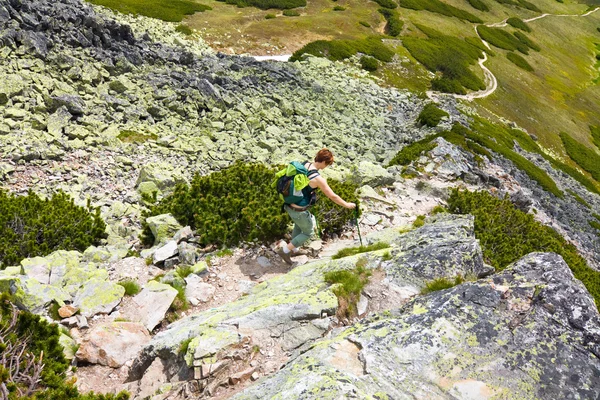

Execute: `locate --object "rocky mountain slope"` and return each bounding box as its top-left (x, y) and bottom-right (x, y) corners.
top-left (1, 0), bottom-right (600, 399)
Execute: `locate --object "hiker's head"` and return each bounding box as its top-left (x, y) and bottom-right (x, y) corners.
top-left (314, 148), bottom-right (334, 169)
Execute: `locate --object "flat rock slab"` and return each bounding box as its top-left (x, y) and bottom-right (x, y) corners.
top-left (128, 281), bottom-right (178, 331)
top-left (76, 322), bottom-right (151, 368)
top-left (73, 278), bottom-right (125, 317)
top-left (185, 274), bottom-right (215, 303)
top-left (231, 252), bottom-right (600, 400)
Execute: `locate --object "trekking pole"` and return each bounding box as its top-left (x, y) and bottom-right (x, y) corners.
top-left (354, 208), bottom-right (363, 246)
top-left (314, 214), bottom-right (322, 239)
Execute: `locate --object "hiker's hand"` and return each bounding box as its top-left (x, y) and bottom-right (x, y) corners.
top-left (346, 202), bottom-right (356, 209)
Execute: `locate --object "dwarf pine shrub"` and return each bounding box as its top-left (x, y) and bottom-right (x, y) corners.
top-left (447, 189), bottom-right (600, 308)
top-left (175, 24), bottom-right (193, 35)
top-left (373, 0), bottom-right (398, 8)
top-left (333, 5), bottom-right (345, 10)
top-left (0, 190), bottom-right (107, 269)
top-left (282, 9), bottom-right (301, 15)
top-left (220, 0), bottom-right (305, 9)
top-left (467, 0), bottom-right (489, 11)
top-left (378, 7), bottom-right (403, 36)
top-left (477, 26), bottom-right (529, 54)
top-left (403, 26), bottom-right (485, 93)
top-left (388, 136), bottom-right (438, 167)
top-left (418, 103), bottom-right (449, 127)
top-left (0, 294), bottom-right (130, 400)
top-left (513, 31), bottom-right (540, 52)
top-left (560, 132), bottom-right (600, 182)
top-left (290, 37), bottom-right (394, 63)
top-left (360, 56), bottom-right (378, 71)
top-left (507, 52), bottom-right (534, 71)
top-left (141, 162), bottom-right (359, 246)
top-left (507, 17), bottom-right (531, 32)
top-left (399, 0), bottom-right (482, 22)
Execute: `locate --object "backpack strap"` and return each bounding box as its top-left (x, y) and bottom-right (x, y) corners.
top-left (304, 161), bottom-right (320, 180)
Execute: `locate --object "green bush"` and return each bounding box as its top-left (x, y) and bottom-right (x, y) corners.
top-left (465, 37), bottom-right (495, 56)
top-left (421, 275), bottom-right (465, 294)
top-left (560, 132), bottom-right (600, 182)
top-left (0, 190), bottom-right (107, 269)
top-left (265, 13), bottom-right (276, 18)
top-left (447, 190), bottom-right (600, 308)
top-left (591, 125), bottom-right (600, 150)
top-left (403, 26), bottom-right (485, 93)
top-left (378, 7), bottom-right (403, 36)
top-left (0, 294), bottom-right (130, 400)
top-left (513, 31), bottom-right (540, 51)
top-left (141, 162), bottom-right (359, 247)
top-left (333, 5), bottom-right (346, 10)
top-left (312, 179), bottom-right (361, 238)
top-left (506, 17), bottom-right (531, 32)
top-left (507, 52), bottom-right (534, 71)
top-left (175, 24), bottom-right (193, 35)
top-left (388, 135), bottom-right (438, 167)
top-left (567, 189), bottom-right (591, 208)
top-left (118, 279), bottom-right (141, 296)
top-left (399, 0), bottom-right (482, 22)
top-left (467, 0), bottom-right (489, 11)
top-left (218, 0), bottom-right (305, 9)
top-left (359, 21), bottom-right (372, 27)
top-left (413, 214), bottom-right (426, 228)
top-left (418, 103), bottom-right (449, 127)
top-left (477, 26), bottom-right (529, 53)
top-left (360, 55), bottom-right (379, 71)
top-left (590, 220), bottom-right (600, 231)
top-left (545, 157), bottom-right (599, 195)
top-left (87, 0), bottom-right (210, 22)
top-left (290, 37), bottom-right (394, 62)
top-left (324, 261), bottom-right (372, 318)
top-left (373, 0), bottom-right (398, 8)
top-left (282, 9), bottom-right (301, 15)
top-left (517, 0), bottom-right (540, 11)
top-left (331, 242), bottom-right (389, 259)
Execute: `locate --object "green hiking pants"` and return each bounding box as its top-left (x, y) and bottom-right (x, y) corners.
top-left (285, 205), bottom-right (315, 248)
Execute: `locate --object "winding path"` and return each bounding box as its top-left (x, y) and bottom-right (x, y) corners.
top-left (428, 6), bottom-right (600, 101)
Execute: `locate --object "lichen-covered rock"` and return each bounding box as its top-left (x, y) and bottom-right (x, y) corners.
top-left (145, 214), bottom-right (183, 246)
top-left (128, 281), bottom-right (178, 331)
top-left (72, 278), bottom-right (125, 317)
top-left (2, 275), bottom-right (70, 313)
top-left (20, 250), bottom-right (81, 285)
top-left (232, 252), bottom-right (600, 400)
top-left (136, 163), bottom-right (187, 192)
top-left (348, 161), bottom-right (395, 187)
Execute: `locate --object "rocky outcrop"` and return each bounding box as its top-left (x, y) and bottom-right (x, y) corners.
top-left (232, 252), bottom-right (600, 399)
top-left (127, 214), bottom-right (491, 396)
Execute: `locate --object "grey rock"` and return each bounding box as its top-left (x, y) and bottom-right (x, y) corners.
top-left (145, 214), bottom-right (183, 246)
top-left (177, 242), bottom-right (197, 265)
top-left (48, 94), bottom-right (86, 115)
top-left (184, 274), bottom-right (215, 303)
top-left (129, 281), bottom-right (178, 331)
top-left (153, 241), bottom-right (179, 264)
top-left (348, 161), bottom-right (395, 187)
top-left (72, 278), bottom-right (125, 317)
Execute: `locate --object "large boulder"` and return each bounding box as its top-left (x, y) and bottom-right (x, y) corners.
top-left (0, 74), bottom-right (27, 104)
top-left (135, 163), bottom-right (187, 193)
top-left (231, 252), bottom-right (600, 399)
top-left (76, 322), bottom-right (151, 368)
top-left (0, 275), bottom-right (70, 313)
top-left (145, 214), bottom-right (183, 246)
top-left (348, 161), bottom-right (395, 187)
top-left (127, 281), bottom-right (178, 331)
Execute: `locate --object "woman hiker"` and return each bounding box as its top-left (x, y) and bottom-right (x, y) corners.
top-left (277, 148), bottom-right (356, 265)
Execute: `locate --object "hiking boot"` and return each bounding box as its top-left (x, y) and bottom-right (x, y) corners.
top-left (277, 247), bottom-right (293, 265)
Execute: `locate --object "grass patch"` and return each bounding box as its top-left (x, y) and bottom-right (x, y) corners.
top-left (282, 9), bottom-right (301, 15)
top-left (398, 0), bottom-right (482, 22)
top-left (331, 242), bottom-right (390, 259)
top-left (175, 24), bottom-right (193, 35)
top-left (507, 52), bottom-right (533, 71)
top-left (86, 0), bottom-right (211, 22)
top-left (176, 265), bottom-right (194, 278)
top-left (506, 17), bottom-right (531, 32)
top-left (265, 13), bottom-right (276, 18)
top-left (402, 25), bottom-right (485, 94)
top-left (477, 26), bottom-right (529, 54)
top-left (466, 0), bottom-right (489, 11)
top-left (118, 279), bottom-right (141, 296)
top-left (413, 214), bottom-right (426, 227)
top-left (432, 205), bottom-right (448, 214)
top-left (324, 260), bottom-right (372, 319)
top-left (421, 275), bottom-right (465, 294)
top-left (290, 36), bottom-right (394, 62)
top-left (417, 103), bottom-right (449, 127)
top-left (381, 250), bottom-right (392, 260)
top-left (560, 132), bottom-right (600, 182)
top-left (117, 130), bottom-right (158, 143)
top-left (567, 189), bottom-right (591, 208)
top-left (214, 248), bottom-right (234, 257)
top-left (178, 338), bottom-right (193, 355)
top-left (169, 281), bottom-right (189, 312)
top-left (589, 220), bottom-right (600, 231)
top-left (333, 5), bottom-right (346, 10)
top-left (388, 135), bottom-right (438, 167)
top-left (378, 7), bottom-right (403, 36)
top-left (448, 189), bottom-right (600, 308)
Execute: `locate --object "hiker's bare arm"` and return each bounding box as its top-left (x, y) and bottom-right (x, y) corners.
top-left (315, 177), bottom-right (356, 209)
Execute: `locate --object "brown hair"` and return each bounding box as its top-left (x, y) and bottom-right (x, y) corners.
top-left (315, 148), bottom-right (334, 165)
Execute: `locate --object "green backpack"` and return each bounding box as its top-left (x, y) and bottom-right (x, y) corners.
top-left (274, 161), bottom-right (319, 205)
